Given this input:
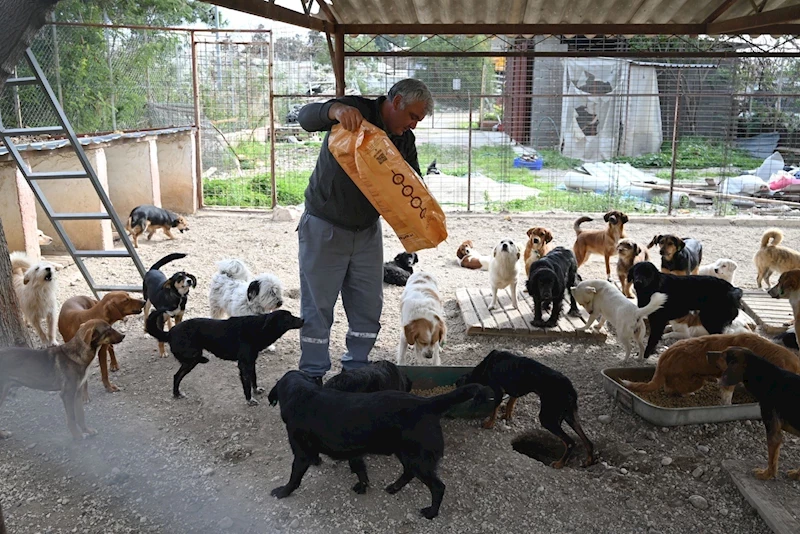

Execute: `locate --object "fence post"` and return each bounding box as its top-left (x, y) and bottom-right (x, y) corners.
top-left (269, 31), bottom-right (277, 209)
top-left (668, 69), bottom-right (682, 216)
top-left (467, 92), bottom-right (473, 212)
top-left (191, 30), bottom-right (204, 209)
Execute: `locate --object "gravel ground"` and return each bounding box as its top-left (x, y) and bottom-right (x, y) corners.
top-left (2, 210), bottom-right (800, 534)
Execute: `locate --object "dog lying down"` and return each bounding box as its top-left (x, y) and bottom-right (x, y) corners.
top-left (324, 360), bottom-right (411, 393)
top-left (268, 370), bottom-right (491, 519)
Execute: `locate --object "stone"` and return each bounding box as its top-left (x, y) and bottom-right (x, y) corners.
top-left (218, 517), bottom-right (234, 529)
top-left (273, 206), bottom-right (299, 222)
top-left (692, 466), bottom-right (705, 479)
top-left (598, 415), bottom-right (612, 424)
top-left (689, 495), bottom-right (708, 510)
top-left (661, 457), bottom-right (673, 466)
top-left (697, 445), bottom-right (710, 454)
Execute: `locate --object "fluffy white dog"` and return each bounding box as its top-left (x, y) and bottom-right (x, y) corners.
top-left (209, 259), bottom-right (284, 319)
top-left (697, 258), bottom-right (737, 284)
top-left (571, 280), bottom-right (667, 361)
top-left (664, 309), bottom-right (756, 340)
top-left (488, 239), bottom-right (520, 310)
top-left (10, 251), bottom-right (59, 345)
top-left (397, 272), bottom-right (446, 366)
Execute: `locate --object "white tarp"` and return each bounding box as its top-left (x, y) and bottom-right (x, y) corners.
top-left (561, 59), bottom-right (662, 162)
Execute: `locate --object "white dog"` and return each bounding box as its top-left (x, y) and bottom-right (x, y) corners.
top-left (488, 239), bottom-right (520, 310)
top-left (664, 309), bottom-right (756, 340)
top-left (697, 258), bottom-right (737, 284)
top-left (209, 259), bottom-right (284, 319)
top-left (397, 272), bottom-right (446, 366)
top-left (10, 251), bottom-right (59, 345)
top-left (571, 280), bottom-right (667, 361)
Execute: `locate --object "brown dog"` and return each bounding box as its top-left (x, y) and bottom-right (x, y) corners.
top-left (616, 238), bottom-right (649, 297)
top-left (755, 229), bottom-right (800, 289)
top-left (524, 227), bottom-right (554, 276)
top-left (456, 240), bottom-right (490, 270)
top-left (0, 319), bottom-right (125, 440)
top-left (621, 333), bottom-right (800, 404)
top-left (767, 269), bottom-right (800, 348)
top-left (58, 292), bottom-right (145, 397)
top-left (572, 211), bottom-right (628, 280)
top-left (647, 235), bottom-right (702, 276)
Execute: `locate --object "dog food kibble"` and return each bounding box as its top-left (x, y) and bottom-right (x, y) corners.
top-left (411, 385), bottom-right (456, 397)
top-left (621, 379), bottom-right (756, 408)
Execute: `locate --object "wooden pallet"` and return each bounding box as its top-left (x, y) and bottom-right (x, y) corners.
top-left (740, 290), bottom-right (794, 328)
top-left (456, 287), bottom-right (606, 340)
top-left (723, 460), bottom-right (800, 534)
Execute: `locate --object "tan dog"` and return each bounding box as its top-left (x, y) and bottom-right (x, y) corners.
top-left (456, 240), bottom-right (490, 270)
top-left (615, 238), bottom-right (649, 298)
top-left (0, 319), bottom-right (125, 440)
top-left (58, 292), bottom-right (145, 397)
top-left (572, 211), bottom-right (628, 280)
top-left (755, 229), bottom-right (800, 289)
top-left (621, 333), bottom-right (800, 405)
top-left (10, 251), bottom-right (58, 346)
top-left (523, 227), bottom-right (554, 276)
top-left (767, 269), bottom-right (800, 347)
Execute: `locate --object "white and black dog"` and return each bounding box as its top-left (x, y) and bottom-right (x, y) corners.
top-left (209, 259), bottom-right (284, 320)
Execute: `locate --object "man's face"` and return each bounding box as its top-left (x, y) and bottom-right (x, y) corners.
top-left (385, 95), bottom-right (426, 135)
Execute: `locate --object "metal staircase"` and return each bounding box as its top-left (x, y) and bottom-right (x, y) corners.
top-left (0, 48), bottom-right (145, 297)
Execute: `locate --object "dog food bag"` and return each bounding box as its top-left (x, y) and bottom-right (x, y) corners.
top-left (329, 121), bottom-right (448, 253)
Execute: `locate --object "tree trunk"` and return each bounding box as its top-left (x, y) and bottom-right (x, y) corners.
top-left (0, 501), bottom-right (6, 534)
top-left (0, 218), bottom-right (29, 347)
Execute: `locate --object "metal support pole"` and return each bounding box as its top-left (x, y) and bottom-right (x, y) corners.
top-left (667, 69), bottom-right (682, 216)
top-left (334, 27), bottom-right (345, 97)
top-left (467, 92), bottom-right (473, 212)
top-left (191, 30), bottom-right (204, 208)
top-left (269, 31), bottom-right (277, 209)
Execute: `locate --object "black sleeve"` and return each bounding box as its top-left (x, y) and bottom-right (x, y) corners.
top-left (297, 96), bottom-right (364, 133)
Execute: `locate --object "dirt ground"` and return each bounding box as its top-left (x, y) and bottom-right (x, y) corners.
top-left (2, 210), bottom-right (800, 534)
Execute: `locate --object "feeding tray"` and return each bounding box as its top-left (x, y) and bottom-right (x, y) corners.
top-left (602, 367), bottom-right (760, 427)
top-left (399, 365), bottom-right (495, 420)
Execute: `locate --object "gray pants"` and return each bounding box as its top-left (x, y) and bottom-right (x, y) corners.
top-left (297, 212), bottom-right (383, 377)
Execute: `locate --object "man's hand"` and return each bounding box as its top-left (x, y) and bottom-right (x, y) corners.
top-left (329, 103), bottom-right (363, 132)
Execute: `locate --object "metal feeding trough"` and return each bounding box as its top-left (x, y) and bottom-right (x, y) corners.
top-left (398, 365), bottom-right (495, 420)
top-left (602, 367), bottom-right (761, 427)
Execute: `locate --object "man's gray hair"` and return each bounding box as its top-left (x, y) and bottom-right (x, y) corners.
top-left (388, 79), bottom-right (434, 116)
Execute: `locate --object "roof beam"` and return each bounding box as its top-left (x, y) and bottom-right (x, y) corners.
top-left (703, 0), bottom-right (741, 24)
top-left (341, 23), bottom-right (706, 35)
top-left (314, 0), bottom-right (338, 24)
top-left (708, 3), bottom-right (800, 33)
top-left (202, 0), bottom-right (328, 32)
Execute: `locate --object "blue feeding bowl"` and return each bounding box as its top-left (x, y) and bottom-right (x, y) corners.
top-left (513, 156), bottom-right (543, 170)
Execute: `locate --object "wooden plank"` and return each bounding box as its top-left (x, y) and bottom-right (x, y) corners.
top-left (723, 460), bottom-right (800, 534)
top-left (456, 288), bottom-right (483, 335)
top-left (515, 289), bottom-right (549, 337)
top-left (496, 288), bottom-right (531, 332)
top-left (519, 291), bottom-right (563, 334)
top-left (468, 288), bottom-right (499, 332)
top-left (478, 288), bottom-right (517, 333)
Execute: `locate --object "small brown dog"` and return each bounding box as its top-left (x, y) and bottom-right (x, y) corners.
top-left (456, 240), bottom-right (490, 270)
top-left (58, 292), bottom-right (145, 397)
top-left (572, 211), bottom-right (628, 280)
top-left (621, 333), bottom-right (800, 405)
top-left (126, 204), bottom-right (189, 248)
top-left (616, 238), bottom-right (649, 297)
top-left (755, 229), bottom-right (800, 289)
top-left (523, 227), bottom-right (554, 276)
top-left (768, 269), bottom-right (800, 348)
top-left (0, 319), bottom-right (125, 440)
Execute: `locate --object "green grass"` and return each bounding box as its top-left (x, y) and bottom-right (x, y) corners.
top-left (203, 171), bottom-right (307, 208)
top-left (654, 169), bottom-right (701, 181)
top-left (612, 137), bottom-right (763, 170)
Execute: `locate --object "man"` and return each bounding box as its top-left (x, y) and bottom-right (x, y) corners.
top-left (296, 79), bottom-right (433, 383)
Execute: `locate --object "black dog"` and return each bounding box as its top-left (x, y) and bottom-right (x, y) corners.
top-left (526, 247), bottom-right (580, 327)
top-left (628, 261), bottom-right (742, 358)
top-left (146, 309), bottom-right (303, 404)
top-left (142, 253), bottom-right (197, 357)
top-left (268, 370), bottom-right (489, 519)
top-left (126, 204), bottom-right (189, 248)
top-left (647, 235), bottom-right (703, 276)
top-left (712, 346), bottom-right (800, 480)
top-left (383, 252), bottom-right (419, 286)
top-left (324, 360), bottom-right (412, 393)
top-left (456, 350), bottom-right (594, 468)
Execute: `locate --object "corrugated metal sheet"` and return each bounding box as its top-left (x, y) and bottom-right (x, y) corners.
top-left (0, 126), bottom-right (193, 157)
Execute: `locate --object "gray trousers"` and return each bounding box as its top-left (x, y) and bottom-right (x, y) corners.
top-left (297, 212), bottom-right (383, 377)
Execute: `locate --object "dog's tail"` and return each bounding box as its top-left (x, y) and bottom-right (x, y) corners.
top-left (149, 253), bottom-right (187, 271)
top-left (621, 370), bottom-right (664, 393)
top-left (634, 292), bottom-right (667, 322)
top-left (9, 251), bottom-right (32, 274)
top-left (145, 310), bottom-right (171, 343)
top-left (573, 216), bottom-right (592, 235)
top-left (421, 384), bottom-right (490, 416)
top-left (761, 229), bottom-right (783, 248)
top-left (216, 258), bottom-right (251, 281)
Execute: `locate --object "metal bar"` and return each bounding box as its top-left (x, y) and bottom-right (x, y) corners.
top-left (269, 32), bottom-right (277, 210)
top-left (5, 76), bottom-right (37, 86)
top-left (51, 212), bottom-right (112, 220)
top-left (73, 250), bottom-right (133, 258)
top-left (708, 4), bottom-right (800, 33)
top-left (93, 285), bottom-right (143, 293)
top-left (467, 96), bottom-right (472, 212)
top-left (343, 50), bottom-right (800, 58)
top-left (341, 23), bottom-right (707, 35)
top-left (25, 170), bottom-right (89, 180)
top-left (704, 0), bottom-right (743, 24)
top-left (191, 31), bottom-right (204, 209)
top-left (668, 69), bottom-right (682, 216)
top-left (2, 126), bottom-right (63, 136)
top-left (50, 21), bottom-right (274, 33)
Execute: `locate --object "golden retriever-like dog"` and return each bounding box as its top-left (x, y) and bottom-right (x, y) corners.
top-left (767, 269), bottom-right (800, 347)
top-left (523, 227), bottom-right (554, 277)
top-left (572, 211), bottom-right (628, 281)
top-left (10, 251), bottom-right (59, 346)
top-left (397, 272), bottom-right (446, 366)
top-left (615, 238), bottom-right (649, 298)
top-left (755, 229), bottom-right (800, 289)
top-left (621, 333), bottom-right (800, 405)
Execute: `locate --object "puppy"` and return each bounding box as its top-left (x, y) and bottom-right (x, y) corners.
top-left (397, 272), bottom-right (446, 366)
top-left (10, 251), bottom-right (58, 346)
top-left (628, 262), bottom-right (742, 358)
top-left (383, 252), bottom-right (419, 286)
top-left (573, 211), bottom-right (628, 280)
top-left (664, 309), bottom-right (756, 340)
top-left (616, 238), bottom-right (649, 298)
top-left (755, 229), bottom-right (800, 288)
top-left (142, 253), bottom-right (197, 357)
top-left (58, 292), bottom-right (145, 396)
top-left (456, 350), bottom-right (594, 468)
top-left (523, 227), bottom-right (554, 276)
top-left (146, 309), bottom-right (303, 405)
top-left (126, 204), bottom-right (189, 248)
top-left (767, 269), bottom-right (800, 348)
top-left (268, 370), bottom-right (488, 519)
top-left (647, 235), bottom-right (702, 276)
top-left (0, 319), bottom-right (124, 440)
top-left (697, 258), bottom-right (737, 284)
top-left (571, 280), bottom-right (667, 361)
top-left (324, 360), bottom-right (412, 393)
top-left (488, 239), bottom-right (520, 310)
top-left (526, 247), bottom-right (580, 328)
top-left (209, 259), bottom-right (283, 318)
top-left (621, 332), bottom-right (800, 405)
top-left (714, 346), bottom-right (800, 480)
top-left (456, 240), bottom-right (490, 270)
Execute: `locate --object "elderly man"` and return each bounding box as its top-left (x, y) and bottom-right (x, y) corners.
top-left (296, 79), bottom-right (434, 383)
